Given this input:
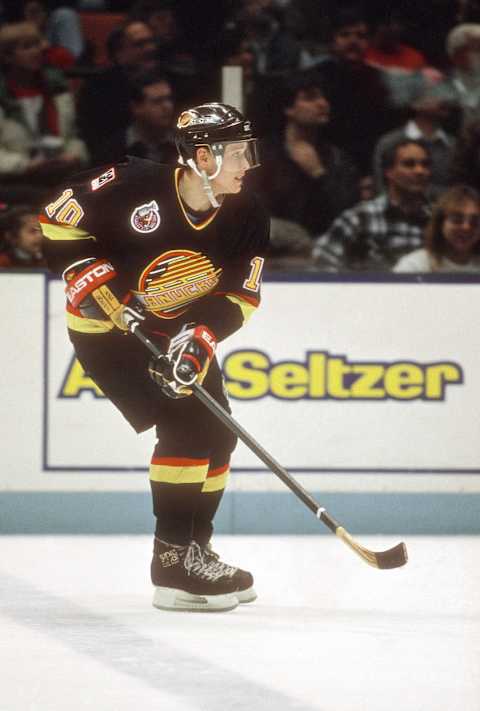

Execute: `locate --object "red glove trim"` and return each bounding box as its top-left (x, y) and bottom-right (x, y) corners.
top-left (193, 325), bottom-right (217, 360)
top-left (182, 352), bottom-right (202, 373)
top-left (64, 259), bottom-right (117, 308)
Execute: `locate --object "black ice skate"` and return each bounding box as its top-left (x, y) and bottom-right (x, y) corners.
top-left (151, 538), bottom-right (251, 612)
top-left (203, 543), bottom-right (257, 604)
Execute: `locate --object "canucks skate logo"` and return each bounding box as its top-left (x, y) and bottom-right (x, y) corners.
top-left (130, 200), bottom-right (160, 234)
top-left (134, 249), bottom-right (222, 319)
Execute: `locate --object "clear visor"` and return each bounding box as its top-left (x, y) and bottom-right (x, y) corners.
top-left (221, 139), bottom-right (260, 172)
top-left (206, 139), bottom-right (260, 172)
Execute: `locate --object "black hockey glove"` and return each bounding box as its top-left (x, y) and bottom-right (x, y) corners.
top-left (148, 323), bottom-right (216, 399)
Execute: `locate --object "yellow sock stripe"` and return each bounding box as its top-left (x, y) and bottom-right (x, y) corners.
top-left (225, 294), bottom-right (257, 324)
top-left (149, 457), bottom-right (209, 484)
top-left (202, 463), bottom-right (230, 493)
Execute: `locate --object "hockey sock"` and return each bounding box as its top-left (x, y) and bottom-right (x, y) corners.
top-left (149, 455), bottom-right (209, 546)
top-left (192, 459), bottom-right (230, 546)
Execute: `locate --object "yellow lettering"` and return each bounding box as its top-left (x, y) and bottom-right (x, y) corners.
top-left (425, 363), bottom-right (462, 399)
top-left (270, 363), bottom-right (308, 399)
top-left (308, 352), bottom-right (326, 397)
top-left (327, 357), bottom-right (352, 398)
top-left (384, 363), bottom-right (424, 399)
top-left (221, 350), bottom-right (464, 402)
top-left (351, 365), bottom-right (385, 398)
top-left (224, 351), bottom-right (269, 399)
top-left (60, 358), bottom-right (103, 398)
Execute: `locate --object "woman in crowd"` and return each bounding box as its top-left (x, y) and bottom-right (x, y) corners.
top-left (0, 21), bottom-right (88, 205)
top-left (0, 205), bottom-right (45, 267)
top-left (394, 184), bottom-right (480, 272)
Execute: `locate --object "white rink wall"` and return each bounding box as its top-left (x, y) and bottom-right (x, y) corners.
top-left (1, 271), bottom-right (479, 534)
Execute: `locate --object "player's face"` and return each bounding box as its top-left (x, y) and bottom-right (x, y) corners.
top-left (443, 199), bottom-right (480, 256)
top-left (214, 142), bottom-right (259, 194)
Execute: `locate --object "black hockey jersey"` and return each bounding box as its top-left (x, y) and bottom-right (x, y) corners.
top-left (40, 158), bottom-right (270, 341)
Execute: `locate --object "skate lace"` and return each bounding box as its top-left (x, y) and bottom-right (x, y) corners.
top-left (183, 542), bottom-right (236, 582)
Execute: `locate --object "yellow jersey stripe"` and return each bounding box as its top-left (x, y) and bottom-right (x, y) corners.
top-left (225, 294), bottom-right (257, 324)
top-left (149, 461), bottom-right (209, 484)
top-left (40, 222), bottom-right (96, 242)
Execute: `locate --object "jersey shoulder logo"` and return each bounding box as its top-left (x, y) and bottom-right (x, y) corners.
top-left (130, 200), bottom-right (161, 234)
top-left (91, 167), bottom-right (116, 191)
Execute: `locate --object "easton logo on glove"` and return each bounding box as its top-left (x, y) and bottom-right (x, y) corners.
top-left (64, 259), bottom-right (117, 308)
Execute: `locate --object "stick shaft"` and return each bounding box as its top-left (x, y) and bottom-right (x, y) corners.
top-left (192, 383), bottom-right (338, 529)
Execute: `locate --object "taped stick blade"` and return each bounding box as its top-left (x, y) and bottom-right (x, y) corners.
top-left (374, 542), bottom-right (408, 569)
top-left (337, 527), bottom-right (408, 569)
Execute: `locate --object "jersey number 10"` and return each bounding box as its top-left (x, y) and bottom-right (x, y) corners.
top-left (45, 189), bottom-right (85, 227)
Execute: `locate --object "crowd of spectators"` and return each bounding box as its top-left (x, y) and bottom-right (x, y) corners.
top-left (1, 0), bottom-right (480, 274)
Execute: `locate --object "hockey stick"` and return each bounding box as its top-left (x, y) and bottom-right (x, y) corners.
top-left (128, 320), bottom-right (408, 570)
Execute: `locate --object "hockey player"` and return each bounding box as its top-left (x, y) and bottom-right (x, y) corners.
top-left (40, 103), bottom-right (270, 612)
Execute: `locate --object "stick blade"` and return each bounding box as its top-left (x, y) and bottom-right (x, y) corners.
top-left (337, 528), bottom-right (408, 569)
top-left (373, 542), bottom-right (408, 569)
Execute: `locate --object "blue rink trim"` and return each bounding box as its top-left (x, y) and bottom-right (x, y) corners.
top-left (0, 491), bottom-right (479, 534)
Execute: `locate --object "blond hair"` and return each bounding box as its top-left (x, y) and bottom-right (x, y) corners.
top-left (446, 23), bottom-right (480, 58)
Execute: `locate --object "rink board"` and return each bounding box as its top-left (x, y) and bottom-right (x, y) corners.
top-left (1, 271), bottom-right (480, 533)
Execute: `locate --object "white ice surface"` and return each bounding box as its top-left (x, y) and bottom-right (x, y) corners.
top-left (0, 535), bottom-right (478, 711)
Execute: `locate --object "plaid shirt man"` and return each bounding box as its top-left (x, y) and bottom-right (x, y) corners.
top-left (312, 193), bottom-right (431, 271)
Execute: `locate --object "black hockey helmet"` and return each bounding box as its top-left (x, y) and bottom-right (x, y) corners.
top-left (175, 102), bottom-right (260, 175)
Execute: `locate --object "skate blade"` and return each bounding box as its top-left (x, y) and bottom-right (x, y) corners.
top-left (152, 586), bottom-right (239, 612)
top-left (236, 586), bottom-right (257, 604)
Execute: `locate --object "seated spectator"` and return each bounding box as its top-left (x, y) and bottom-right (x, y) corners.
top-left (266, 217), bottom-right (313, 271)
top-left (430, 23), bottom-right (480, 126)
top-left (256, 71), bottom-right (359, 242)
top-left (228, 0), bottom-right (301, 76)
top-left (365, 8), bottom-right (442, 111)
top-left (366, 9), bottom-right (428, 73)
top-left (22, 0), bottom-right (77, 69)
top-left (0, 21), bottom-right (88, 206)
top-left (43, 1), bottom-right (85, 61)
top-left (128, 0), bottom-right (199, 103)
top-left (0, 204), bottom-right (46, 267)
top-left (313, 138), bottom-right (432, 271)
top-left (23, 0), bottom-right (85, 61)
top-left (373, 88), bottom-right (456, 196)
top-left (77, 19), bottom-right (158, 164)
top-left (394, 184), bottom-right (480, 272)
top-left (100, 69), bottom-right (176, 164)
top-left (449, 117), bottom-right (480, 187)
top-left (313, 5), bottom-right (394, 175)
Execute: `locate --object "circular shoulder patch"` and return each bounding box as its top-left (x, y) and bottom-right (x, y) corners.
top-left (130, 201), bottom-right (160, 233)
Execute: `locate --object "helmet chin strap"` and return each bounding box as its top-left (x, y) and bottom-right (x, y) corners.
top-left (186, 155), bottom-right (223, 209)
